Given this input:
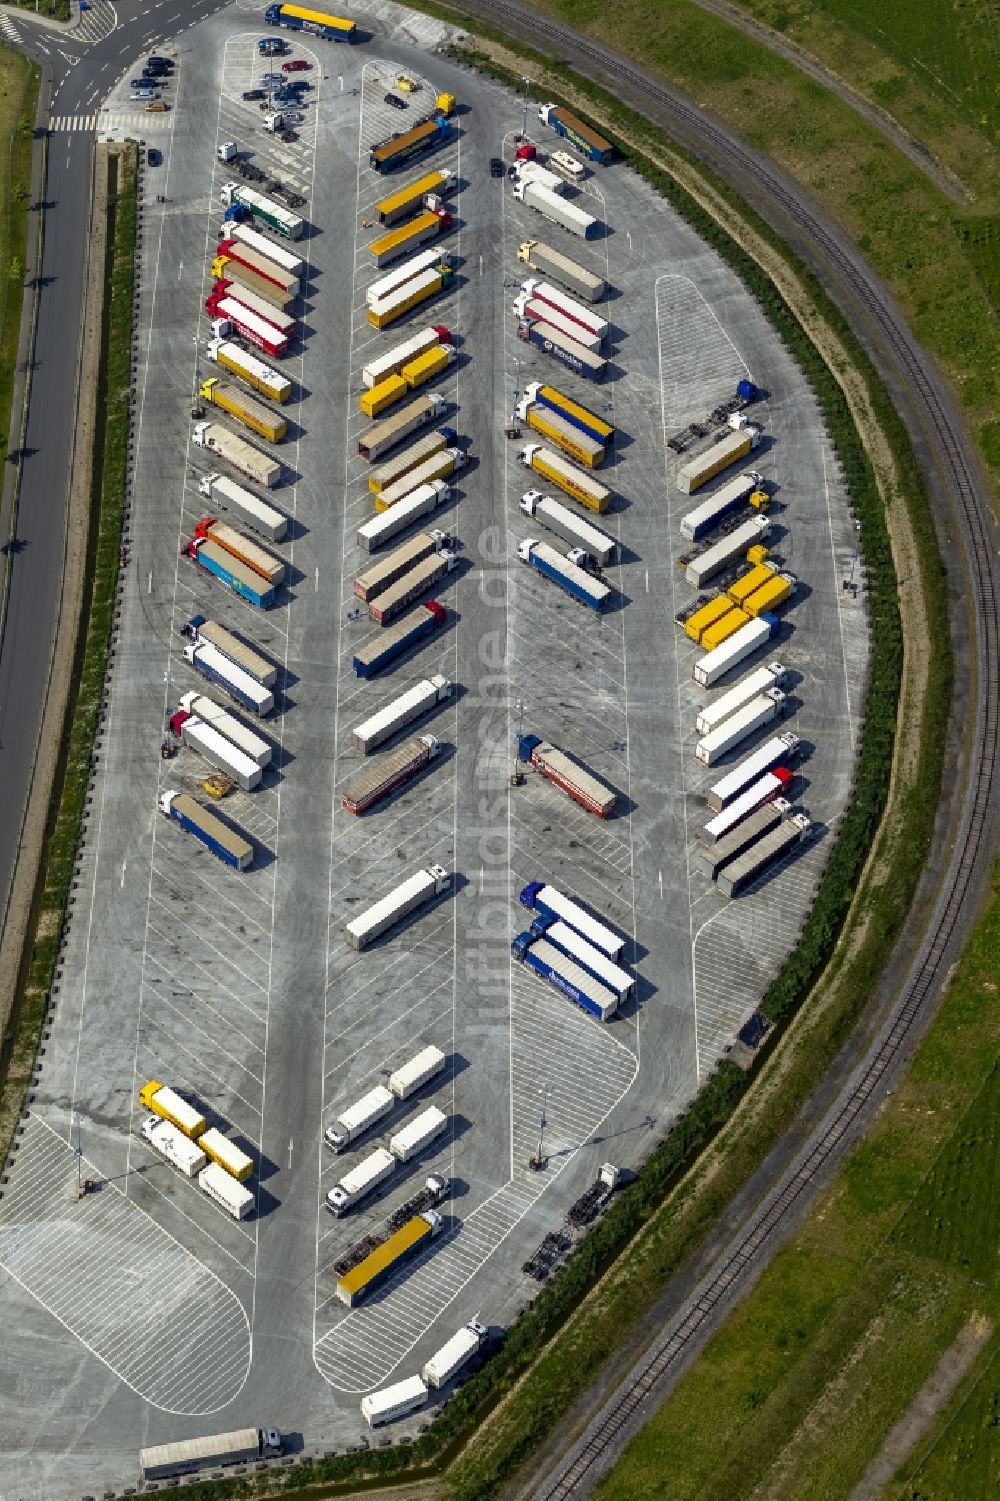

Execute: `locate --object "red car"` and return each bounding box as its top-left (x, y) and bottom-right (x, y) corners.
top-left (282, 59), bottom-right (310, 72)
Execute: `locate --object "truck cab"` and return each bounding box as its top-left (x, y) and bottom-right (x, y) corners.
top-left (260, 1428), bottom-right (282, 1457)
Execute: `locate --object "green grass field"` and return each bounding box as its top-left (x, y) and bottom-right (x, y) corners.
top-left (0, 46), bottom-right (39, 473)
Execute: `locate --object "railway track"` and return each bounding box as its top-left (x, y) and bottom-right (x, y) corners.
top-left (446, 4), bottom-right (1000, 1496)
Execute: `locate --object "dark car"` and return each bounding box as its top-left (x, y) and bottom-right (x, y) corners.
top-left (131, 77), bottom-right (163, 90)
top-left (147, 147), bottom-right (161, 166)
top-left (242, 88), bottom-right (266, 101)
top-left (384, 92), bottom-right (407, 110)
top-left (148, 55), bottom-right (173, 67)
top-left (146, 60), bottom-right (172, 73)
top-left (287, 78), bottom-right (311, 90)
top-left (490, 157), bottom-right (505, 177)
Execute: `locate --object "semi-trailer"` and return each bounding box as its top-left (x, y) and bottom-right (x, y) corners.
top-left (341, 734), bottom-right (441, 814)
top-left (158, 790), bottom-right (253, 871)
top-left (744, 570), bottom-right (797, 617)
top-left (685, 515), bottom-right (772, 587)
top-left (359, 393), bottom-right (447, 463)
top-left (183, 639), bottom-right (275, 716)
top-left (139, 1079), bottom-right (206, 1139)
top-left (362, 327), bottom-right (450, 389)
top-left (369, 549), bottom-right (456, 624)
top-left (346, 865), bottom-right (451, 949)
top-left (516, 316), bottom-right (607, 381)
top-left (375, 169), bottom-right (455, 225)
top-left (375, 447), bottom-right (465, 510)
top-left (519, 491), bottom-right (616, 566)
top-left (515, 398), bottom-right (604, 468)
top-left (701, 773), bottom-right (794, 845)
top-left (220, 181), bottom-right (304, 239)
top-left (370, 429), bottom-right (455, 494)
top-left (352, 675), bottom-right (452, 753)
top-left (335, 1210), bottom-right (443, 1306)
top-left (369, 114), bottom-right (452, 174)
top-left (511, 159), bottom-right (566, 195)
top-left (389, 1104), bottom-right (448, 1163)
top-left (695, 663), bottom-right (788, 736)
top-left (369, 206), bottom-right (452, 267)
top-left (706, 731), bottom-right (802, 811)
top-left (194, 518), bottom-right (285, 585)
top-left (199, 1161), bottom-right (254, 1219)
top-left (183, 612), bottom-right (274, 687)
top-left (324, 1085), bottom-right (395, 1152)
top-left (355, 532), bottom-right (444, 602)
top-left (422, 1322), bottom-right (489, 1389)
top-left (727, 560), bottom-right (777, 607)
top-left (223, 221), bottom-right (304, 278)
top-left (517, 538), bottom-right (612, 612)
top-left (389, 1044), bottom-right (446, 1099)
top-left (518, 443), bottom-right (610, 511)
top-left (192, 421), bottom-right (281, 489)
top-left (717, 814), bottom-right (812, 897)
top-left (680, 470), bottom-right (766, 541)
top-left (198, 473), bottom-right (288, 544)
top-left (357, 481), bottom-right (451, 553)
top-left (518, 880), bottom-right (625, 958)
top-left (528, 916), bottom-right (635, 1004)
top-left (514, 293), bottom-right (603, 352)
top-left (361, 1377), bottom-right (428, 1429)
top-left (140, 1428), bottom-right (282, 1481)
top-left (693, 613), bottom-right (780, 688)
top-left (263, 4), bottom-right (357, 42)
top-left (518, 734), bottom-right (618, 816)
top-left (699, 606), bottom-right (752, 652)
top-left (215, 237), bottom-right (299, 296)
top-left (523, 381), bottom-right (613, 445)
top-left (519, 278), bottom-right (609, 342)
top-left (198, 1128), bottom-right (253, 1183)
top-left (141, 1115), bottom-right (208, 1178)
top-left (368, 263), bottom-right (454, 330)
top-left (206, 338), bottom-right (292, 404)
top-left (198, 379), bottom-right (287, 444)
top-left (351, 600), bottom-right (447, 678)
top-left (676, 423), bottom-right (762, 494)
top-left (207, 295), bottom-right (289, 358)
top-left (400, 342), bottom-right (456, 391)
top-left (186, 537), bottom-right (275, 610)
top-left (694, 800), bottom-right (790, 881)
top-left (209, 280), bottom-right (296, 340)
top-left (326, 1147), bottom-right (397, 1215)
top-left (360, 375), bottom-right (408, 421)
top-left (513, 179), bottom-right (600, 239)
top-left (367, 249), bottom-right (451, 307)
top-left (177, 692), bottom-right (272, 767)
top-left (682, 595), bottom-right (736, 644)
top-left (511, 932), bottom-right (618, 1021)
top-left (210, 253), bottom-right (296, 311)
top-left (517, 239), bottom-right (606, 300)
top-left (695, 688), bottom-right (786, 766)
top-left (537, 102), bottom-right (615, 164)
top-left (173, 712), bottom-right (263, 791)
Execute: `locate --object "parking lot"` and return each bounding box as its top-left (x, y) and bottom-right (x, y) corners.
top-left (0, 3), bottom-right (866, 1493)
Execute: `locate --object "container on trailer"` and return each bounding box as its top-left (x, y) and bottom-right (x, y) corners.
top-left (369, 114), bottom-right (451, 175)
top-left (358, 393), bottom-right (447, 462)
top-left (529, 917), bottom-right (635, 1003)
top-left (361, 1377), bottom-right (428, 1428)
top-left (367, 249), bottom-right (450, 307)
top-left (324, 1085), bottom-right (395, 1152)
top-left (518, 443), bottom-right (610, 512)
top-left (362, 326), bottom-right (450, 389)
top-left (197, 519), bottom-right (285, 586)
top-left (138, 1080), bottom-right (206, 1139)
top-left (717, 814), bottom-right (812, 897)
top-left (700, 775), bottom-right (793, 845)
top-left (140, 1428), bottom-right (282, 1482)
top-left (368, 207), bottom-right (452, 268)
top-left (517, 539), bottom-right (611, 611)
top-left (693, 613), bottom-right (779, 688)
top-left (695, 689), bottom-right (785, 766)
top-left (685, 515), bottom-right (772, 587)
top-left (178, 715), bottom-right (263, 792)
top-left (706, 731), bottom-right (802, 811)
top-left (421, 1322), bottom-right (488, 1389)
top-left (515, 399), bottom-right (604, 468)
top-left (683, 595), bottom-right (736, 644)
top-left (198, 1127), bottom-right (253, 1182)
top-left (335, 1210), bottom-right (442, 1306)
top-left (695, 800), bottom-right (789, 880)
top-left (351, 600), bottom-right (447, 678)
top-left (369, 429), bottom-right (454, 494)
top-left (158, 790), bottom-right (253, 870)
top-left (518, 881), bottom-right (625, 959)
top-left (208, 297), bottom-right (289, 359)
top-left (388, 1044), bottom-right (446, 1099)
top-left (518, 491), bottom-right (616, 566)
top-left (340, 734), bottom-right (441, 814)
top-left (676, 426), bottom-right (761, 494)
top-left (367, 264), bottom-right (453, 330)
top-left (198, 379), bottom-right (287, 443)
top-left (210, 279), bottom-right (297, 337)
top-left (199, 1161), bottom-right (254, 1219)
top-left (326, 1147), bottom-right (396, 1215)
top-left (360, 373), bottom-right (408, 420)
top-left (537, 103), bottom-right (615, 164)
top-left (511, 931), bottom-right (618, 1021)
top-left (375, 169), bottom-right (455, 225)
top-left (345, 866), bottom-right (450, 950)
top-left (744, 570), bottom-right (797, 617)
top-left (354, 532), bottom-right (441, 602)
top-left (519, 278), bottom-right (608, 341)
top-left (224, 221), bottom-right (304, 277)
top-left (699, 606), bottom-right (751, 652)
top-left (727, 560), bottom-right (776, 606)
top-left (516, 317), bottom-right (607, 382)
top-left (264, 4), bottom-right (357, 43)
top-left (523, 381), bottom-right (613, 444)
top-left (356, 481), bottom-right (451, 553)
top-left (375, 447), bottom-right (464, 510)
top-left (352, 676), bottom-right (452, 754)
top-left (188, 538), bottom-right (275, 610)
top-left (695, 663), bottom-right (788, 736)
top-left (140, 1115), bottom-right (208, 1178)
top-left (183, 639), bottom-right (275, 715)
top-left (518, 734), bottom-right (617, 816)
top-left (206, 338), bottom-right (293, 404)
top-left (680, 470), bottom-right (764, 541)
top-left (177, 692), bottom-right (271, 767)
top-left (388, 1104), bottom-right (448, 1163)
top-left (199, 473), bottom-right (288, 544)
top-left (219, 181), bottom-right (304, 239)
top-left (400, 342), bottom-right (455, 390)
top-left (368, 549), bottom-right (455, 624)
top-left (513, 179), bottom-right (600, 239)
top-left (514, 293), bottom-right (603, 352)
top-left (516, 239), bottom-right (606, 301)
top-left (192, 421), bottom-right (281, 489)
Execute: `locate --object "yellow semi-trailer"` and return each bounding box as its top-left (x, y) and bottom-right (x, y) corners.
top-left (206, 338), bottom-right (292, 404)
top-left (516, 442), bottom-right (611, 513)
top-left (198, 1127), bottom-right (254, 1182)
top-left (335, 1210), bottom-right (444, 1305)
top-left (523, 381), bottom-right (614, 445)
top-left (138, 1080), bottom-right (206, 1140)
top-left (375, 168), bottom-right (455, 225)
top-left (367, 265), bottom-right (454, 330)
top-left (700, 606), bottom-right (751, 652)
top-left (727, 560), bottom-right (777, 607)
top-left (744, 570), bottom-right (797, 617)
top-left (400, 342), bottom-right (455, 390)
top-left (683, 595), bottom-right (734, 643)
top-left (369, 206), bottom-right (452, 268)
top-left (676, 419), bottom-right (763, 494)
top-left (198, 379), bottom-right (287, 443)
top-left (360, 374), bottom-right (409, 420)
top-left (362, 327), bottom-right (450, 389)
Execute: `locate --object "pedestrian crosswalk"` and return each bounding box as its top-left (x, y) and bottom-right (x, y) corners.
top-left (49, 114), bottom-right (98, 133)
top-left (49, 112), bottom-right (172, 133)
top-left (0, 16), bottom-right (21, 45)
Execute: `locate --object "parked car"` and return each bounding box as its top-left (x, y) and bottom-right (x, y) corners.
top-left (287, 78), bottom-right (311, 90)
top-left (260, 72), bottom-right (284, 85)
top-left (282, 59), bottom-right (310, 71)
top-left (129, 89), bottom-right (158, 102)
top-left (131, 78), bottom-right (162, 90)
top-left (148, 55), bottom-right (173, 67)
top-left (384, 92), bottom-right (407, 110)
top-left (242, 88), bottom-right (266, 101)
top-left (490, 157), bottom-right (505, 177)
top-left (147, 147), bottom-right (161, 166)
top-left (144, 100), bottom-right (168, 113)
top-left (395, 73), bottom-right (417, 92)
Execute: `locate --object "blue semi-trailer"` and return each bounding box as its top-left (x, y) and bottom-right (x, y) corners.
top-left (511, 931), bottom-right (618, 1022)
top-left (158, 791), bottom-right (253, 871)
top-left (519, 881), bottom-right (626, 959)
top-left (351, 599), bottom-right (446, 679)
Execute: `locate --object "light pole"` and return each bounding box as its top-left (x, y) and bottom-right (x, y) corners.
top-left (74, 1111), bottom-right (82, 1195)
top-left (520, 76), bottom-right (531, 142)
top-left (512, 697), bottom-right (527, 784)
top-left (529, 1082), bottom-right (548, 1170)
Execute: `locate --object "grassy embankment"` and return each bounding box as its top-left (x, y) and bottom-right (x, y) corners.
top-left (7, 1), bottom-right (71, 22)
top-left (0, 149), bottom-right (136, 1153)
top-left (0, 47), bottom-right (40, 500)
